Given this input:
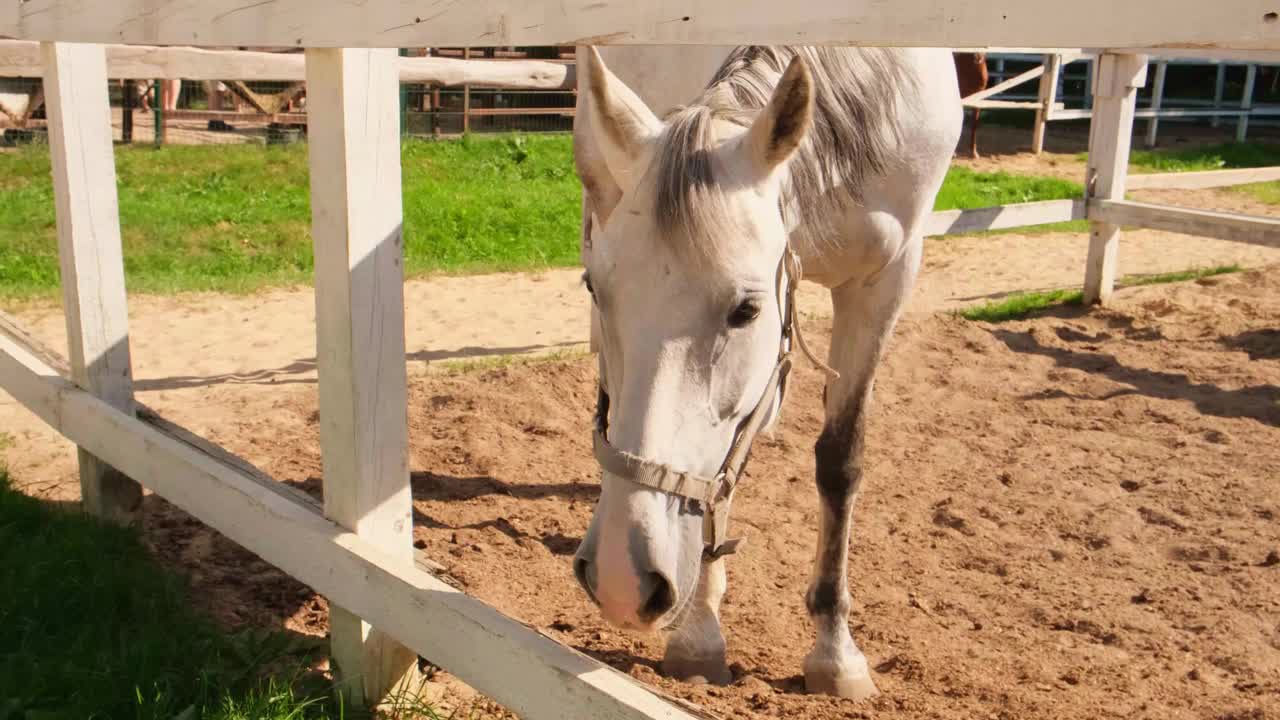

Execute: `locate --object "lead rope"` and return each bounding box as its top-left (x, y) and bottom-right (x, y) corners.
top-left (784, 248), bottom-right (841, 382)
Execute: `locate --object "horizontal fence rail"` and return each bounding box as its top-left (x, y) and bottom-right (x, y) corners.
top-left (2, 1), bottom-right (1279, 49)
top-left (0, 319), bottom-right (706, 720)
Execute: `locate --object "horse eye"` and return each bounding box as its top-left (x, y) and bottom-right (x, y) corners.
top-left (727, 299), bottom-right (761, 329)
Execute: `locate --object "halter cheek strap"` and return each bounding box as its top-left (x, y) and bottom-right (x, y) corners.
top-left (590, 247), bottom-right (836, 560)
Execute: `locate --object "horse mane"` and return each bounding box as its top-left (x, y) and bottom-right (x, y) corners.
top-left (652, 46), bottom-right (917, 256)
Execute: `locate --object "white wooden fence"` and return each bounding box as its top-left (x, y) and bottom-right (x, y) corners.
top-left (1, 2), bottom-right (1279, 718)
top-left (968, 49), bottom-right (1280, 152)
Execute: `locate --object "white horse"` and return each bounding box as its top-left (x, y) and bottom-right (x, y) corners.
top-left (571, 45), bottom-right (961, 699)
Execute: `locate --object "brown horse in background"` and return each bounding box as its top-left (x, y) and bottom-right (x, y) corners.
top-left (954, 52), bottom-right (988, 157)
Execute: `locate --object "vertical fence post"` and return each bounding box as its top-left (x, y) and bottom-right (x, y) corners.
top-left (1032, 53), bottom-right (1062, 155)
top-left (1144, 60), bottom-right (1168, 148)
top-left (1211, 63), bottom-right (1227, 128)
top-left (1238, 63), bottom-right (1257, 143)
top-left (1084, 53), bottom-right (1147, 306)
top-left (398, 48), bottom-right (409, 136)
top-left (153, 78), bottom-right (165, 146)
top-left (121, 79), bottom-right (134, 144)
top-left (304, 46), bottom-right (419, 709)
top-left (41, 42), bottom-right (141, 524)
top-left (462, 47), bottom-right (472, 134)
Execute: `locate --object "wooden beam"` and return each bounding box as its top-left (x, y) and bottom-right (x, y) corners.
top-left (1089, 199), bottom-right (1280, 247)
top-left (0, 40), bottom-right (576, 89)
top-left (1144, 60), bottom-right (1168, 147)
top-left (1033, 53), bottom-right (1063, 154)
top-left (3, 1), bottom-right (1279, 50)
top-left (1125, 166), bottom-right (1280, 190)
top-left (964, 99), bottom-right (1064, 110)
top-left (304, 46), bottom-right (417, 708)
top-left (924, 199), bottom-right (1085, 237)
top-left (0, 328), bottom-right (705, 720)
top-left (40, 41), bottom-right (141, 525)
top-left (1083, 53), bottom-right (1147, 305)
top-left (1238, 63), bottom-right (1258, 142)
top-left (961, 62), bottom-right (1047, 104)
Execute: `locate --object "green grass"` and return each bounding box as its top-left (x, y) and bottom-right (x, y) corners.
top-left (0, 136), bottom-right (1097, 300)
top-left (934, 165), bottom-right (1082, 210)
top-left (0, 134), bottom-right (582, 299)
top-left (958, 264), bottom-right (1242, 322)
top-left (1124, 142), bottom-right (1280, 173)
top-left (1122, 142), bottom-right (1280, 207)
top-left (0, 469), bottom-right (437, 719)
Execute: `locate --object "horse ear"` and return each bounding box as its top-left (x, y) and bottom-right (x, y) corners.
top-left (746, 55), bottom-right (814, 174)
top-left (581, 46), bottom-right (662, 183)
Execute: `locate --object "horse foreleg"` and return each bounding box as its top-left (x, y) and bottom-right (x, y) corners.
top-left (804, 246), bottom-right (920, 700)
top-left (970, 108), bottom-right (982, 158)
top-left (662, 557), bottom-right (731, 685)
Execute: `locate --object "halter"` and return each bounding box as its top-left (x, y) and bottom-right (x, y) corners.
top-left (590, 246), bottom-right (836, 560)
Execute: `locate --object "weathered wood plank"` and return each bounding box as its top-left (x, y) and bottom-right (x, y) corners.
top-left (305, 46), bottom-right (417, 708)
top-left (2, 1), bottom-right (1278, 50)
top-left (1083, 53), bottom-right (1147, 305)
top-left (923, 199), bottom-right (1085, 237)
top-left (0, 328), bottom-right (704, 720)
top-left (0, 40), bottom-right (576, 89)
top-left (1125, 166), bottom-right (1280, 190)
top-left (40, 41), bottom-right (141, 525)
top-left (1089, 199), bottom-right (1280, 247)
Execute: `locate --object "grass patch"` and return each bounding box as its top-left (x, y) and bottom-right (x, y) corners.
top-left (934, 166), bottom-right (1083, 210)
top-left (1071, 141), bottom-right (1280, 174)
top-left (1126, 142), bottom-right (1280, 173)
top-left (0, 137), bottom-right (1092, 300)
top-left (0, 470), bottom-right (437, 719)
top-left (0, 135), bottom-right (582, 299)
top-left (959, 288), bottom-right (1084, 323)
top-left (1230, 181), bottom-right (1280, 206)
top-left (958, 264), bottom-right (1242, 322)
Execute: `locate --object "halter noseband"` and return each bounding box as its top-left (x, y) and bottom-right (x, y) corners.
top-left (591, 247), bottom-right (832, 560)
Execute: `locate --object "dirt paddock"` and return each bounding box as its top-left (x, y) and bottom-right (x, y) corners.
top-left (121, 267), bottom-right (1280, 719)
top-left (1, 120), bottom-right (1279, 718)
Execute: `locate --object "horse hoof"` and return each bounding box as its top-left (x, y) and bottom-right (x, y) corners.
top-left (804, 666), bottom-right (879, 700)
top-left (662, 655), bottom-right (733, 686)
top-left (803, 647), bottom-right (878, 700)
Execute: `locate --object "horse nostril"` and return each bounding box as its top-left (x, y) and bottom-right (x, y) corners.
top-left (573, 557), bottom-right (599, 604)
top-left (638, 572), bottom-right (676, 622)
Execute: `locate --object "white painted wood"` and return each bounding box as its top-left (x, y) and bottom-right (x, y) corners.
top-left (962, 62), bottom-right (1046, 104)
top-left (0, 40), bottom-right (575, 88)
top-left (1109, 47), bottom-right (1280, 63)
top-left (3, 1), bottom-right (1279, 50)
top-left (1033, 53), bottom-right (1062, 154)
top-left (0, 330), bottom-right (704, 720)
top-left (923, 199), bottom-right (1085, 237)
top-left (305, 46), bottom-right (416, 708)
top-left (1126, 166), bottom-right (1280, 190)
top-left (1238, 63), bottom-right (1258, 142)
top-left (1083, 53), bottom-right (1147, 306)
top-left (1144, 61), bottom-right (1168, 147)
top-left (41, 41), bottom-right (140, 525)
top-left (1090, 199), bottom-right (1280, 247)
top-left (965, 99), bottom-right (1064, 110)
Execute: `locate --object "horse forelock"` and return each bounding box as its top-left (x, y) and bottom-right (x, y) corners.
top-left (647, 46), bottom-right (917, 264)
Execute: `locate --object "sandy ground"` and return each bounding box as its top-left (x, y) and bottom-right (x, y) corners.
top-left (32, 266), bottom-right (1275, 720)
top-left (1, 123), bottom-right (1279, 717)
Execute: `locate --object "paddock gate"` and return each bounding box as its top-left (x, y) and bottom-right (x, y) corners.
top-left (1, 2), bottom-right (1278, 718)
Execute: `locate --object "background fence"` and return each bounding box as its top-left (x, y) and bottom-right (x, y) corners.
top-left (1, 46), bottom-right (578, 146)
top-left (7, 46), bottom-right (1280, 148)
